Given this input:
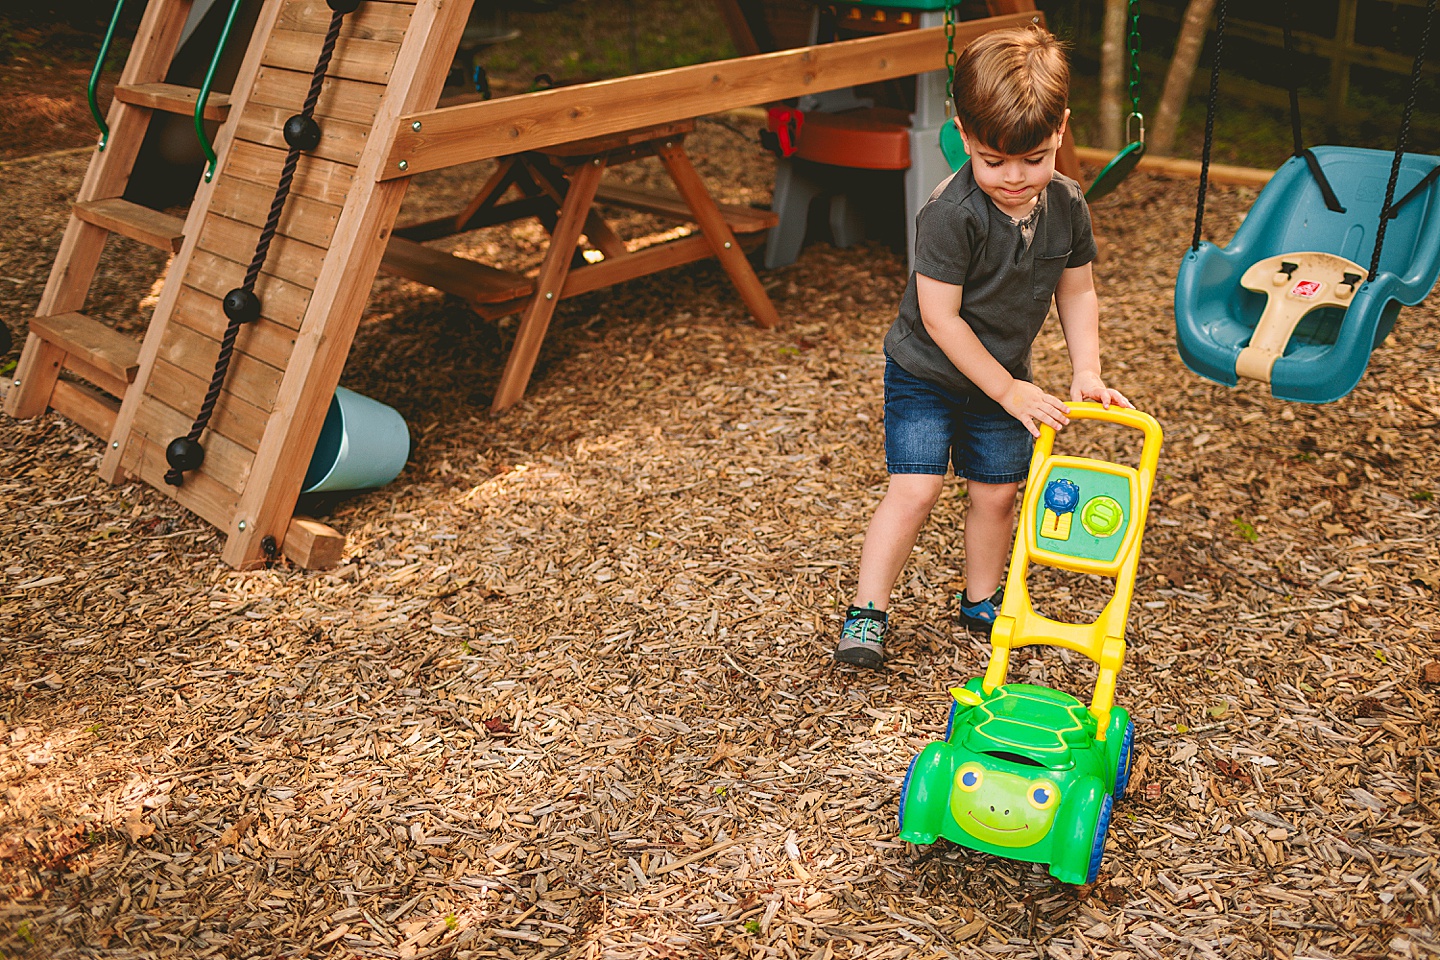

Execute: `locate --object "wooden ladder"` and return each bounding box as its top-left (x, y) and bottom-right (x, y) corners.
top-left (8, 0), bottom-right (475, 570)
top-left (3, 0), bottom-right (227, 439)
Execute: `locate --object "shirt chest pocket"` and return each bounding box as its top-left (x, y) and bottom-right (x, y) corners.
top-left (1031, 252), bottom-right (1070, 301)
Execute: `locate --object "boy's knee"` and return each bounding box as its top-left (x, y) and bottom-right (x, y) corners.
top-left (887, 474), bottom-right (945, 511)
top-left (967, 480), bottom-right (1019, 514)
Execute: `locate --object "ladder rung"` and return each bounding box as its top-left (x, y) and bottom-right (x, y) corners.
top-left (30, 313), bottom-right (141, 391)
top-left (51, 378), bottom-right (121, 440)
top-left (113, 82), bottom-right (231, 121)
top-left (74, 198), bottom-right (186, 252)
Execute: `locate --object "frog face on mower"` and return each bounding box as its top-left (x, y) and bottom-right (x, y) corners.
top-left (948, 762), bottom-right (1060, 848)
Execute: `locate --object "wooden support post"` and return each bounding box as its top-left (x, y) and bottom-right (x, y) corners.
top-left (491, 158), bottom-right (606, 412)
top-left (6, 0), bottom-right (193, 424)
top-left (655, 141), bottom-right (778, 329)
top-left (3, 337), bottom-right (66, 420)
top-left (384, 14), bottom-right (1040, 176)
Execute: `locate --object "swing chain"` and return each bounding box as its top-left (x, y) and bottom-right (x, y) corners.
top-left (944, 3), bottom-right (957, 118)
top-left (1126, 0), bottom-right (1144, 144)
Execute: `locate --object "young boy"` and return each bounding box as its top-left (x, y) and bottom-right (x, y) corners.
top-left (834, 24), bottom-right (1131, 669)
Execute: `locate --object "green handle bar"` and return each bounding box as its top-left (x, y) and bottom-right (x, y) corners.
top-left (196, 0), bottom-right (248, 182)
top-left (87, 0), bottom-right (130, 152)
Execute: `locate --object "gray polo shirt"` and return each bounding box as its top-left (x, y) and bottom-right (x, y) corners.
top-left (884, 163), bottom-right (1096, 409)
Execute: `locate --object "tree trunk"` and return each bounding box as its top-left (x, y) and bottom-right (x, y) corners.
top-left (1150, 0), bottom-right (1219, 157)
top-left (1098, 0), bottom-right (1128, 152)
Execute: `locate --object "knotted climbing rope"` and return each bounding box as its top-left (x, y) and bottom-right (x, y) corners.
top-left (165, 0), bottom-right (360, 486)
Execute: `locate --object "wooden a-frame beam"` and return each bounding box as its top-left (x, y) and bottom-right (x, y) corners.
top-left (381, 13), bottom-right (1040, 179)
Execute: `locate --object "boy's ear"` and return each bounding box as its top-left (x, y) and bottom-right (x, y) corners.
top-left (955, 118), bottom-right (970, 153)
top-left (1057, 108), bottom-right (1071, 143)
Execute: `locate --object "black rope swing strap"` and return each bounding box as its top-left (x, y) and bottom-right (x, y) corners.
top-left (165, 0), bottom-right (360, 487)
top-left (1190, 0), bottom-right (1226, 251)
top-left (1369, 0), bottom-right (1436, 282)
top-left (1281, 0), bottom-right (1344, 214)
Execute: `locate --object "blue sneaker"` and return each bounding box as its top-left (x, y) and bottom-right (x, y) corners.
top-left (958, 586), bottom-right (1004, 634)
top-left (834, 603), bottom-right (887, 668)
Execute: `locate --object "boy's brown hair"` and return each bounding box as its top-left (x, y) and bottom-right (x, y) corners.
top-left (952, 24), bottom-right (1070, 157)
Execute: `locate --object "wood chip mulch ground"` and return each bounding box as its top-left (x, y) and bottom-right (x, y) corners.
top-left (1, 116), bottom-right (1438, 960)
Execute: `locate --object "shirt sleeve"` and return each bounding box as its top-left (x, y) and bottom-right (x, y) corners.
top-left (1066, 187), bottom-right (1098, 268)
top-left (913, 197), bottom-right (975, 286)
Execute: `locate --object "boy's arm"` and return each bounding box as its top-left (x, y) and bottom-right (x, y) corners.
top-left (917, 274), bottom-right (1070, 437)
top-left (1054, 263), bottom-right (1132, 410)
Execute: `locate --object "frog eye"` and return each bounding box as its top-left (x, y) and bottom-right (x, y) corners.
top-left (956, 763), bottom-right (984, 792)
top-left (1028, 781), bottom-right (1059, 810)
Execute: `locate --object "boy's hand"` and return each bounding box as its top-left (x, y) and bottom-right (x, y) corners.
top-left (1002, 379), bottom-right (1070, 438)
top-left (1071, 371), bottom-right (1133, 410)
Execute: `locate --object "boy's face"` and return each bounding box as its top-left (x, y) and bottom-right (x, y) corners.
top-left (956, 109), bottom-right (1070, 219)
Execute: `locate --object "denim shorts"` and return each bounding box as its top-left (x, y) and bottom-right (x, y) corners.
top-left (883, 356), bottom-right (1034, 483)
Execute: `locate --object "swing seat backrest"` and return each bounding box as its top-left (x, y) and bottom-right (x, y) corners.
top-left (1175, 146), bottom-right (1440, 403)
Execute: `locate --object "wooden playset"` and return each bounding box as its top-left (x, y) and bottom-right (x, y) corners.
top-left (3, 0), bottom-right (1046, 569)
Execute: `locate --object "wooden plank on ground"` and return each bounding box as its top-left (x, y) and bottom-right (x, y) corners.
top-left (1072, 146), bottom-right (1274, 187)
top-left (383, 14), bottom-right (1038, 176)
top-left (284, 516), bottom-right (347, 569)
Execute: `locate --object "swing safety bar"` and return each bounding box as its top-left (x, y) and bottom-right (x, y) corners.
top-left (196, 0), bottom-right (248, 182)
top-left (84, 0), bottom-right (245, 179)
top-left (86, 0), bottom-right (130, 151)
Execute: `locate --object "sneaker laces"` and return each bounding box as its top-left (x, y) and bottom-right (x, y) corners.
top-left (842, 605), bottom-right (886, 644)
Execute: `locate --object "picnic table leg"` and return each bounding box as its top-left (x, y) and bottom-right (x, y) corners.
top-left (491, 157), bottom-right (606, 412)
top-left (655, 142), bottom-right (779, 329)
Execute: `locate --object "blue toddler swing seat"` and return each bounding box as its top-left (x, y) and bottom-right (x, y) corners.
top-left (1174, 0), bottom-right (1440, 404)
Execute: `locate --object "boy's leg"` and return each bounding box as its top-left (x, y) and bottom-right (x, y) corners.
top-left (835, 474), bottom-right (943, 668)
top-left (962, 479), bottom-right (1019, 603)
top-left (953, 406), bottom-right (1032, 632)
top-left (854, 474), bottom-right (946, 610)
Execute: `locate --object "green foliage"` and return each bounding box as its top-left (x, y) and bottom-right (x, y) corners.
top-left (478, 0), bottom-right (736, 91)
top-left (1231, 518), bottom-right (1259, 543)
